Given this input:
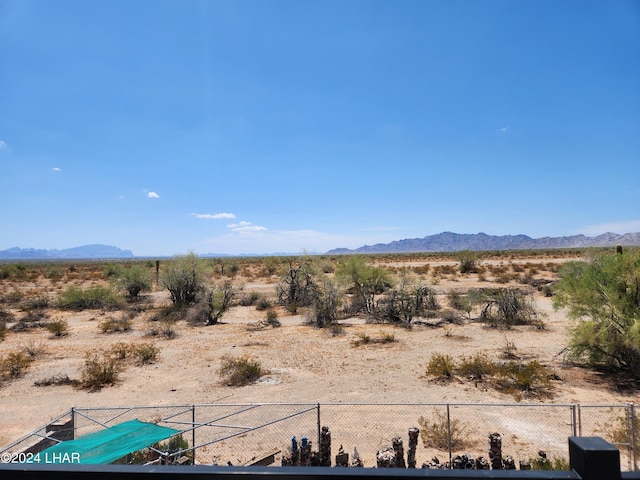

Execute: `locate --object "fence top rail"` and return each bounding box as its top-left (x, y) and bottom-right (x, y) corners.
top-left (70, 402), bottom-right (636, 411)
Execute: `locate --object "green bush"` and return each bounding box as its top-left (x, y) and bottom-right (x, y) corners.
top-left (425, 353), bottom-right (455, 380)
top-left (80, 353), bottom-right (121, 390)
top-left (161, 253), bottom-right (205, 307)
top-left (132, 343), bottom-right (160, 364)
top-left (496, 360), bottom-right (554, 396)
top-left (265, 309), bottom-right (280, 327)
top-left (554, 251), bottom-right (640, 377)
top-left (457, 353), bottom-right (497, 380)
top-left (480, 288), bottom-right (543, 328)
top-left (218, 355), bottom-right (263, 386)
top-left (58, 286), bottom-right (122, 310)
top-left (114, 265), bottom-right (152, 298)
top-left (47, 318), bottom-right (69, 337)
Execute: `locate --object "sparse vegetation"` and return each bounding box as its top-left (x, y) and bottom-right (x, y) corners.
top-left (114, 265), bottom-right (152, 299)
top-left (418, 410), bottom-right (469, 450)
top-left (46, 318), bottom-right (69, 337)
top-left (265, 309), bottom-right (280, 327)
top-left (351, 331), bottom-right (396, 346)
top-left (98, 315), bottom-right (132, 333)
top-left (425, 353), bottom-right (456, 380)
top-left (131, 343), bottom-right (160, 364)
top-left (218, 355), bottom-right (263, 386)
top-left (80, 353), bottom-right (121, 390)
top-left (58, 285), bottom-right (122, 310)
top-left (202, 283), bottom-right (235, 325)
top-left (480, 288), bottom-right (543, 328)
top-left (1, 351), bottom-right (32, 379)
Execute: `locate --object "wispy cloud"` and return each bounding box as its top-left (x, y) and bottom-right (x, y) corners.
top-left (147, 192), bottom-right (160, 199)
top-left (52, 167), bottom-right (62, 172)
top-left (499, 127), bottom-right (509, 133)
top-left (227, 221), bottom-right (267, 233)
top-left (0, 140), bottom-right (8, 150)
top-left (192, 212), bottom-right (236, 220)
top-left (578, 220), bottom-right (640, 236)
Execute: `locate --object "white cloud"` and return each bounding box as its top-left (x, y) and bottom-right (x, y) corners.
top-left (52, 167), bottom-right (62, 172)
top-left (192, 213), bottom-right (236, 220)
top-left (227, 221), bottom-right (267, 233)
top-left (499, 127), bottom-right (509, 133)
top-left (0, 140), bottom-right (7, 150)
top-left (578, 220), bottom-right (640, 236)
top-left (147, 192), bottom-right (160, 199)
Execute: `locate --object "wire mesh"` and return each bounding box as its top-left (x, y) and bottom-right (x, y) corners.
top-left (1, 402), bottom-right (637, 471)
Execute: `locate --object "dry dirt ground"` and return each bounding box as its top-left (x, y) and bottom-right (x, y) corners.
top-left (0, 255), bottom-right (637, 467)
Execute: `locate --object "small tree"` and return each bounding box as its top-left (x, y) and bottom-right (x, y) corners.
top-left (457, 250), bottom-right (479, 274)
top-left (204, 283), bottom-right (235, 325)
top-left (554, 251), bottom-right (640, 377)
top-left (336, 256), bottom-right (393, 316)
top-left (276, 258), bottom-right (317, 313)
top-left (115, 265), bottom-right (152, 299)
top-left (161, 253), bottom-right (204, 307)
top-left (307, 280), bottom-right (341, 328)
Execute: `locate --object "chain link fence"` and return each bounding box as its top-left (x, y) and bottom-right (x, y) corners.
top-left (2, 403), bottom-right (637, 471)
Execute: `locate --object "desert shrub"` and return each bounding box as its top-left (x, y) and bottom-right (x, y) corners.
top-left (156, 434), bottom-right (193, 464)
top-left (218, 355), bottom-right (263, 386)
top-left (21, 293), bottom-right (52, 310)
top-left (161, 253), bottom-right (205, 307)
top-left (149, 305), bottom-right (187, 323)
top-left (43, 265), bottom-right (65, 282)
top-left (103, 263), bottom-right (123, 278)
top-left (265, 309), bottom-right (280, 327)
top-left (457, 353), bottom-right (497, 380)
top-left (599, 410), bottom-right (640, 458)
top-left (418, 410), bottom-right (468, 450)
top-left (47, 318), bottom-right (69, 337)
top-left (131, 343), bottom-right (160, 364)
top-left (0, 307), bottom-right (16, 324)
top-left (351, 331), bottom-right (395, 346)
top-left (425, 353), bottom-right (455, 380)
top-left (255, 296), bottom-right (272, 311)
top-left (277, 258), bottom-right (318, 313)
top-left (0, 290), bottom-right (24, 307)
top-left (184, 304), bottom-right (210, 325)
top-left (307, 280), bottom-right (341, 328)
top-left (377, 282), bottom-right (439, 325)
top-left (34, 375), bottom-right (73, 387)
top-left (1, 351), bottom-right (32, 378)
top-left (22, 340), bottom-right (47, 360)
top-left (495, 360), bottom-right (554, 396)
top-left (111, 342), bottom-right (132, 360)
top-left (239, 291), bottom-right (260, 306)
top-left (202, 283), bottom-right (235, 325)
top-left (530, 455), bottom-right (570, 470)
top-left (80, 353), bottom-right (121, 390)
top-left (336, 256), bottom-right (393, 316)
top-left (554, 252), bottom-right (640, 377)
top-left (114, 265), bottom-right (152, 298)
top-left (57, 285), bottom-right (122, 310)
top-left (98, 315), bottom-right (132, 333)
top-left (480, 288), bottom-right (543, 328)
top-left (457, 250), bottom-right (479, 274)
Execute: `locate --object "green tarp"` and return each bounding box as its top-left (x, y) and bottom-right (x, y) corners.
top-left (36, 419), bottom-right (180, 464)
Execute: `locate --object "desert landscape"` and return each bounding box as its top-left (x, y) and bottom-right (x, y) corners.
top-left (0, 250), bottom-right (638, 468)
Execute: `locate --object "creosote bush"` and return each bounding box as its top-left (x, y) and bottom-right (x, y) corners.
top-left (58, 286), bottom-right (122, 310)
top-left (480, 288), bottom-right (543, 328)
top-left (98, 316), bottom-right (132, 333)
top-left (80, 353), bottom-right (121, 390)
top-left (418, 410), bottom-right (469, 450)
top-left (1, 351), bottom-right (32, 379)
top-left (351, 331), bottom-right (396, 346)
top-left (218, 355), bottom-right (263, 386)
top-left (425, 353), bottom-right (455, 380)
top-left (47, 318), bottom-right (69, 337)
top-left (161, 253), bottom-right (205, 307)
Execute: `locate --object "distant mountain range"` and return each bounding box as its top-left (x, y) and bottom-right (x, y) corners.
top-left (327, 232), bottom-right (640, 254)
top-left (0, 245), bottom-right (135, 260)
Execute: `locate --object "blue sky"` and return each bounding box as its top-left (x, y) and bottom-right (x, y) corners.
top-left (1, 0), bottom-right (639, 256)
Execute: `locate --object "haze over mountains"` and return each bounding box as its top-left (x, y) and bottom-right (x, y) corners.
top-left (327, 232), bottom-right (640, 254)
top-left (1, 232), bottom-right (640, 259)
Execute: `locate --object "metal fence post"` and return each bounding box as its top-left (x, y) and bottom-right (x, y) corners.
top-left (630, 403), bottom-right (637, 472)
top-left (71, 407), bottom-right (76, 440)
top-left (192, 405), bottom-right (196, 466)
top-left (571, 404), bottom-right (577, 437)
top-left (446, 404), bottom-right (452, 468)
top-left (316, 403), bottom-right (321, 453)
top-left (577, 403), bottom-right (582, 437)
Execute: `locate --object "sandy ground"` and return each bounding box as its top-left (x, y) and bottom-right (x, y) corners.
top-left (0, 257), bottom-right (637, 467)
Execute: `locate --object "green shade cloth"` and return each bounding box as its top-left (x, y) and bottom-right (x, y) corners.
top-left (37, 419), bottom-right (180, 464)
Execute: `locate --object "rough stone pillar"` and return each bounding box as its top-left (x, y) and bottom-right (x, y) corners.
top-left (488, 432), bottom-right (502, 470)
top-left (319, 426), bottom-right (331, 466)
top-left (392, 436), bottom-right (406, 468)
top-left (407, 427), bottom-right (419, 468)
